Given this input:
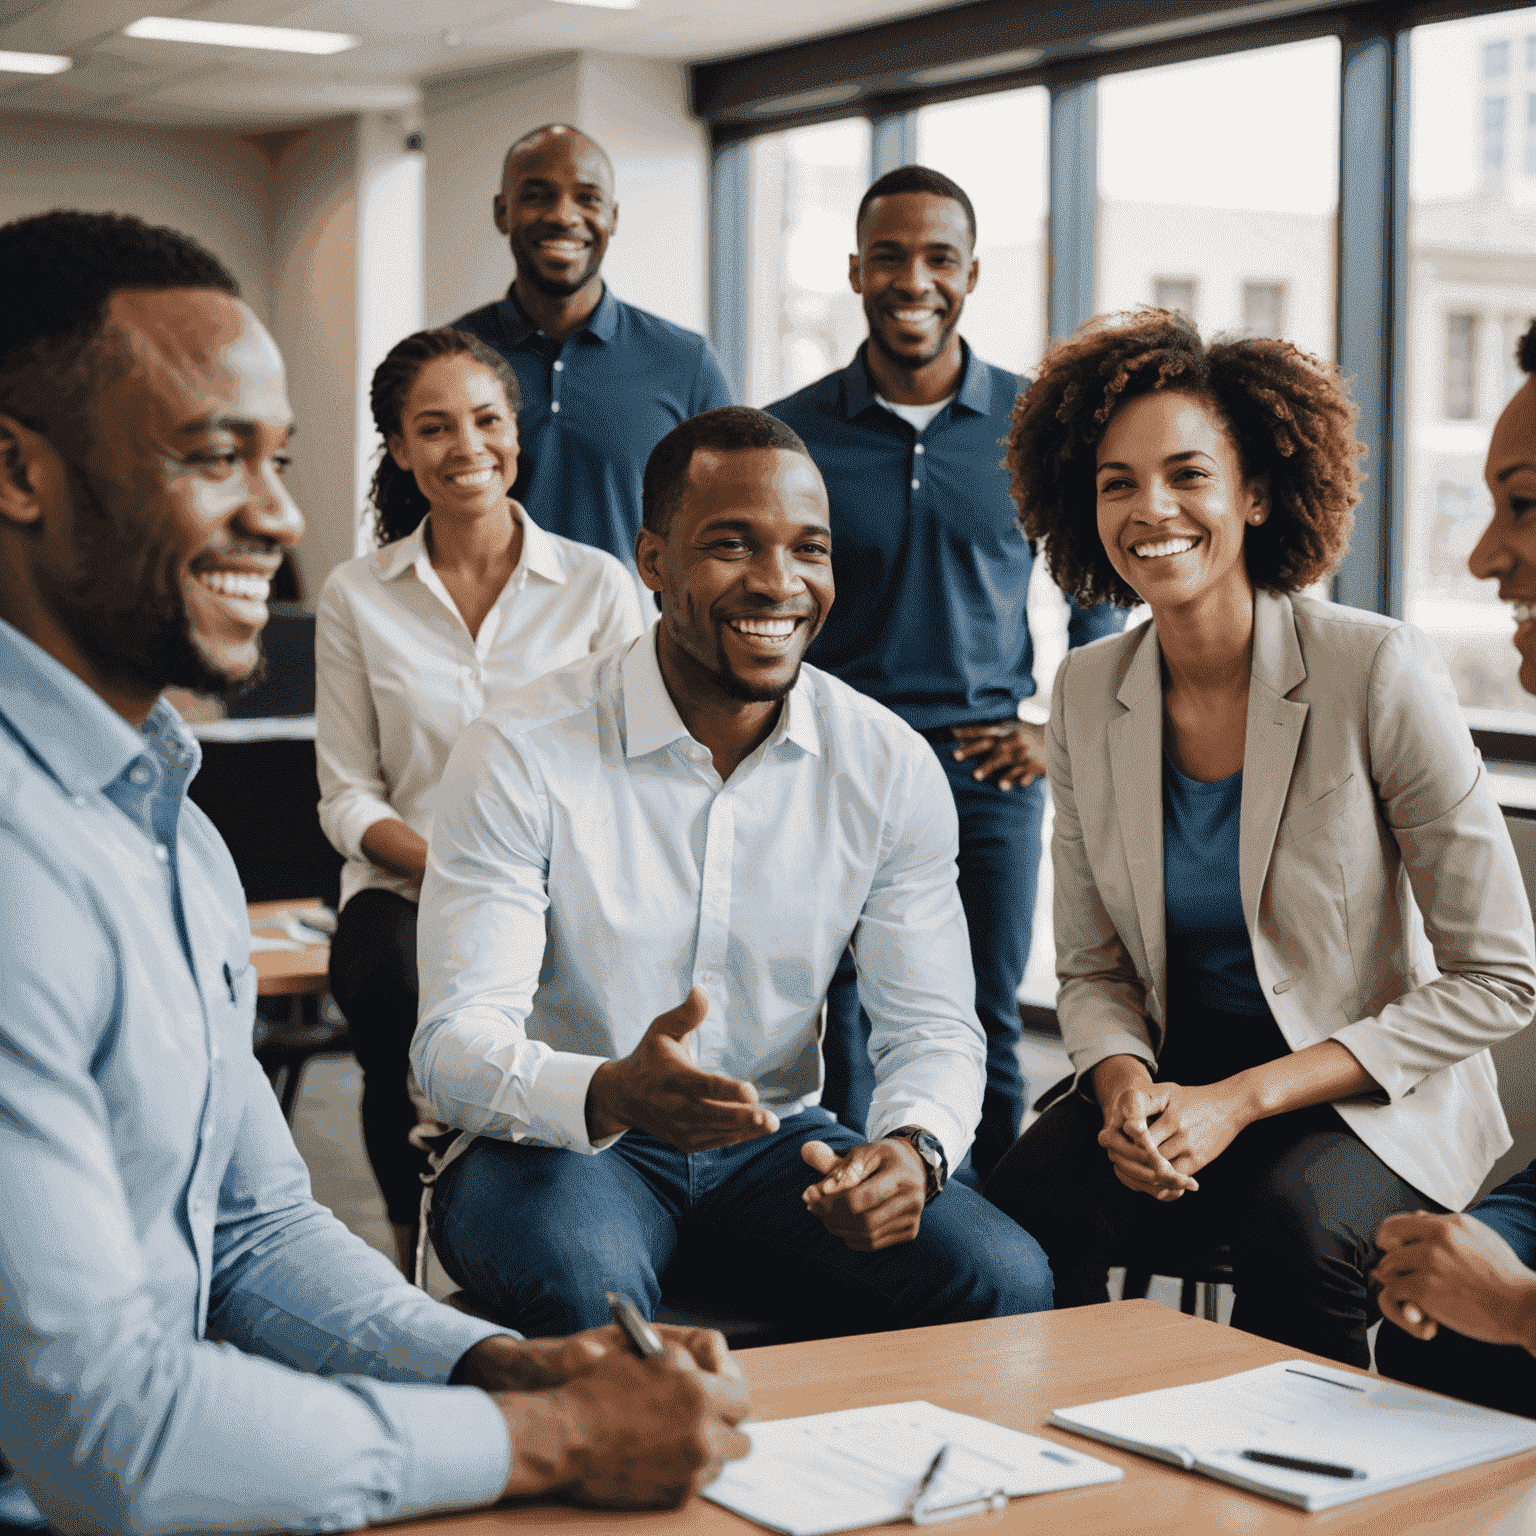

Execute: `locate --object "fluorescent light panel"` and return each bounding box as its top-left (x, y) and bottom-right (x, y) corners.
top-left (548, 0), bottom-right (640, 9)
top-left (123, 17), bottom-right (359, 54)
top-left (0, 50), bottom-right (72, 74)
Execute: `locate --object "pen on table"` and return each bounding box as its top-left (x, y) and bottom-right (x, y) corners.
top-left (1240, 1449), bottom-right (1364, 1480)
top-left (606, 1291), bottom-right (664, 1358)
top-left (905, 1444), bottom-right (951, 1516)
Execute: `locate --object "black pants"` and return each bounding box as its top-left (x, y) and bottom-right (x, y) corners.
top-left (984, 1006), bottom-right (1441, 1368)
top-left (328, 888), bottom-right (427, 1226)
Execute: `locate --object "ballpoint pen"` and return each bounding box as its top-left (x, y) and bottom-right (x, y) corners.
top-left (606, 1291), bottom-right (664, 1358)
top-left (904, 1444), bottom-right (951, 1519)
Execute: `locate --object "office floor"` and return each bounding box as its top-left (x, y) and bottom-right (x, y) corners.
top-left (287, 1028), bottom-right (1224, 1320)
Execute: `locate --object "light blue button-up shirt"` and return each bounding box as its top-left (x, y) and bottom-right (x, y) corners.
top-left (0, 619), bottom-right (513, 1534)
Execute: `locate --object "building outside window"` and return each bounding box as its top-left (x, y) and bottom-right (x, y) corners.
top-left (1241, 280), bottom-right (1287, 337)
top-left (1528, 32), bottom-right (1536, 70)
top-left (1152, 277), bottom-right (1198, 318)
top-left (1526, 91), bottom-right (1536, 173)
top-left (1486, 92), bottom-right (1509, 173)
top-left (1098, 38), bottom-right (1338, 362)
top-left (1487, 38), bottom-right (1512, 74)
top-left (744, 118), bottom-right (871, 406)
top-left (1406, 5), bottom-right (1536, 718)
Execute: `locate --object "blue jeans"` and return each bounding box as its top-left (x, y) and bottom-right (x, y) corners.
top-left (428, 1107), bottom-right (1053, 1340)
top-left (1374, 1159), bottom-right (1536, 1416)
top-left (822, 751), bottom-right (1045, 1184)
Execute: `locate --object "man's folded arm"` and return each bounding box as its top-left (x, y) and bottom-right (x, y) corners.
top-left (413, 720), bottom-right (615, 1153)
top-left (856, 746), bottom-right (986, 1172)
top-left (0, 855), bottom-right (510, 1535)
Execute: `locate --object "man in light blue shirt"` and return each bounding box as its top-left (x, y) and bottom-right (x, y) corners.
top-left (0, 210), bottom-right (747, 1535)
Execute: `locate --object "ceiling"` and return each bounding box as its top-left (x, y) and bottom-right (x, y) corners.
top-left (0, 0), bottom-right (955, 127)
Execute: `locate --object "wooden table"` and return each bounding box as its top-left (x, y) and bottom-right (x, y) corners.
top-left (385, 1301), bottom-right (1536, 1536)
top-left (248, 897), bottom-right (330, 997)
top-left (247, 898), bottom-right (343, 1120)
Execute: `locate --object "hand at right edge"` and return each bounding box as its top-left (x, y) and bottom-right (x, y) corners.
top-left (585, 986), bottom-right (780, 1152)
top-left (494, 1345), bottom-right (752, 1508)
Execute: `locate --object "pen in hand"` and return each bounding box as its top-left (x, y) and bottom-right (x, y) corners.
top-left (606, 1291), bottom-right (664, 1358)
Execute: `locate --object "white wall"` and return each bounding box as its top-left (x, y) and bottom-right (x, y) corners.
top-left (421, 51), bottom-right (708, 333)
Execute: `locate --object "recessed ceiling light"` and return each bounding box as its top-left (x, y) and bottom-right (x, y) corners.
top-left (0, 50), bottom-right (72, 74)
top-left (548, 0), bottom-right (640, 9)
top-left (122, 17), bottom-right (360, 54)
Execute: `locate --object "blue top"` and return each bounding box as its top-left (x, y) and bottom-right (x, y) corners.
top-left (1163, 755), bottom-right (1269, 1016)
top-left (767, 343), bottom-right (1124, 732)
top-left (454, 283), bottom-right (734, 567)
top-left (0, 619), bottom-right (514, 1534)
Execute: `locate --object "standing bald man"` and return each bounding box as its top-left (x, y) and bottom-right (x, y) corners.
top-left (453, 124), bottom-right (734, 571)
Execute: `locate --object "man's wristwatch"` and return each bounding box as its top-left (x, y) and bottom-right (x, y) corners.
top-left (882, 1125), bottom-right (947, 1203)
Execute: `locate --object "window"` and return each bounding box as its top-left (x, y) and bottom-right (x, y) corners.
top-left (1406, 6), bottom-right (1536, 719)
top-left (1446, 313), bottom-right (1479, 419)
top-left (1152, 277), bottom-right (1197, 318)
top-left (914, 88), bottom-right (1049, 377)
top-left (1098, 38), bottom-right (1339, 361)
top-left (1486, 38), bottom-right (1512, 75)
top-left (744, 118), bottom-right (871, 406)
top-left (1526, 92), bottom-right (1536, 173)
top-left (1528, 33), bottom-right (1536, 70)
top-left (1241, 280), bottom-right (1287, 338)
top-left (1486, 93), bottom-right (1508, 173)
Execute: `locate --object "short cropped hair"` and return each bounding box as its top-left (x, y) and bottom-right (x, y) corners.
top-left (642, 407), bottom-right (811, 538)
top-left (1007, 309), bottom-right (1363, 609)
top-left (855, 165), bottom-right (977, 248)
top-left (0, 211), bottom-right (239, 452)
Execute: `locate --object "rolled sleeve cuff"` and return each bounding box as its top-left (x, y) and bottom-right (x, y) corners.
top-left (867, 1101), bottom-right (973, 1178)
top-left (1329, 1021), bottom-right (1413, 1103)
top-left (528, 1051), bottom-right (623, 1153)
top-left (336, 799), bottom-right (404, 865)
top-left (365, 1380), bottom-right (511, 1523)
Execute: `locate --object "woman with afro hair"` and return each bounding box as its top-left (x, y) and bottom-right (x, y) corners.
top-left (983, 309), bottom-right (1535, 1366)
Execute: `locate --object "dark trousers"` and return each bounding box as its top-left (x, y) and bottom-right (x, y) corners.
top-left (328, 888), bottom-right (428, 1226)
top-left (429, 1106), bottom-right (1053, 1342)
top-left (821, 751), bottom-right (1044, 1183)
top-left (984, 1009), bottom-right (1440, 1368)
top-left (1375, 1158), bottom-right (1536, 1415)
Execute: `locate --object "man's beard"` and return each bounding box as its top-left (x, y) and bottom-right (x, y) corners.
top-left (717, 660), bottom-right (802, 704)
top-left (868, 308), bottom-right (959, 372)
top-left (519, 261), bottom-right (599, 299)
top-left (40, 458), bottom-right (264, 702)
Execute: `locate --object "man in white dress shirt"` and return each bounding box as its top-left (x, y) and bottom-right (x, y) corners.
top-left (414, 406), bottom-right (1052, 1339)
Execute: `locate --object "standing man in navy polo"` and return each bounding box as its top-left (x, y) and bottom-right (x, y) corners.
top-left (454, 124), bottom-right (734, 571)
top-left (768, 166), bottom-right (1124, 1184)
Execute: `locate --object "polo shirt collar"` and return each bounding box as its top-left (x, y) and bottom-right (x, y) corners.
top-left (839, 339), bottom-right (990, 421)
top-left (0, 616), bottom-right (177, 798)
top-left (620, 630), bottom-right (820, 760)
top-left (497, 282), bottom-right (619, 344)
top-left (374, 503), bottom-right (566, 587)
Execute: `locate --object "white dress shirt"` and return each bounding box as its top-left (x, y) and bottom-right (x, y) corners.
top-left (316, 506), bottom-right (645, 908)
top-left (414, 631), bottom-right (986, 1173)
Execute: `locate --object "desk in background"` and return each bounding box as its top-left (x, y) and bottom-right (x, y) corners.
top-left (382, 1302), bottom-right (1536, 1536)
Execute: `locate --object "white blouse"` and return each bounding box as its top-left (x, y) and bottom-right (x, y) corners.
top-left (316, 506), bottom-right (646, 908)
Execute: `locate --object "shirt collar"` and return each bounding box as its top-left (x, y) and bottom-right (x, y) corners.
top-left (0, 616), bottom-right (191, 798)
top-left (619, 630), bottom-right (821, 761)
top-left (497, 281), bottom-right (619, 344)
top-left (374, 503), bottom-right (566, 587)
top-left (839, 339), bottom-right (990, 422)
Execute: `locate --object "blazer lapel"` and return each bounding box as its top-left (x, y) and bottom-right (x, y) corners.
top-left (1108, 624), bottom-right (1167, 1014)
top-left (1240, 589), bottom-right (1309, 928)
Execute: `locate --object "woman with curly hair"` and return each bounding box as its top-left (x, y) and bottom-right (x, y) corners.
top-left (316, 327), bottom-right (644, 1269)
top-left (984, 310), bottom-right (1535, 1365)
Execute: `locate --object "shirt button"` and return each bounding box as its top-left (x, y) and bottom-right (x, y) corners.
top-left (130, 763), bottom-right (151, 785)
top-left (914, 444), bottom-right (925, 455)
top-left (154, 844), bottom-right (169, 863)
top-left (550, 400), bottom-right (561, 413)
top-left (553, 360), bottom-right (564, 372)
top-left (73, 795), bottom-right (87, 808)
top-left (911, 478), bottom-right (920, 490)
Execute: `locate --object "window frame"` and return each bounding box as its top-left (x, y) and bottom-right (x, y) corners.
top-left (698, 0), bottom-right (1536, 764)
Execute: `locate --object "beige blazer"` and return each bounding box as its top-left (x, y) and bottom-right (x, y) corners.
top-left (1049, 589), bottom-right (1536, 1211)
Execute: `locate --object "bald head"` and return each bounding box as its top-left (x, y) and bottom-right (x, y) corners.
top-left (502, 124), bottom-right (613, 189)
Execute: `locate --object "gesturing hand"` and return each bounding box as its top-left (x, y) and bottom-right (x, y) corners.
top-left (585, 986), bottom-right (780, 1152)
top-left (1373, 1211), bottom-right (1536, 1350)
top-left (950, 720), bottom-right (1048, 791)
top-left (801, 1138), bottom-right (926, 1252)
top-left (496, 1344), bottom-right (752, 1509)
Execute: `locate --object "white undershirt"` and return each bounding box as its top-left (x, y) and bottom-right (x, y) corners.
top-left (876, 393), bottom-right (955, 433)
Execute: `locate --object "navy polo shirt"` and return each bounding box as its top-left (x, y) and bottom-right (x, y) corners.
top-left (768, 343), bottom-right (1124, 733)
top-left (453, 284), bottom-right (733, 566)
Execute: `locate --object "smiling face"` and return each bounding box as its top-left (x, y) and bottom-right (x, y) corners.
top-left (850, 192), bottom-right (977, 374)
top-left (637, 447), bottom-right (833, 706)
top-left (388, 353), bottom-right (519, 521)
top-left (1469, 377), bottom-right (1536, 693)
top-left (494, 129), bottom-right (617, 299)
top-left (18, 289), bottom-right (301, 709)
top-left (1095, 390), bottom-right (1268, 620)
